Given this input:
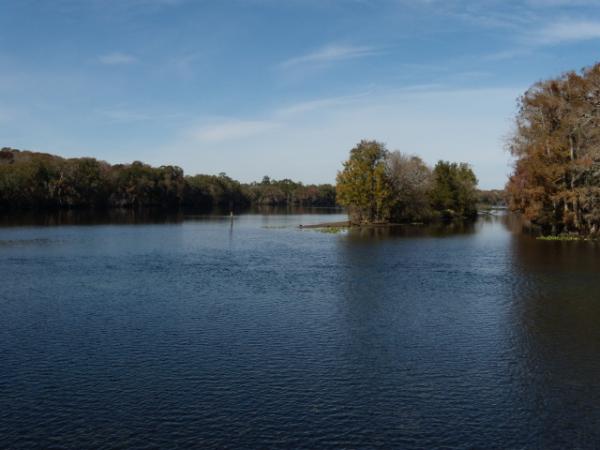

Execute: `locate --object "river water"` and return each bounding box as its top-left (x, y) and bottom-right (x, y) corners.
top-left (1, 210), bottom-right (599, 449)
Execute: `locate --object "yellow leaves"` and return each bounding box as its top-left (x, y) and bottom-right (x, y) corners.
top-left (336, 140), bottom-right (392, 224)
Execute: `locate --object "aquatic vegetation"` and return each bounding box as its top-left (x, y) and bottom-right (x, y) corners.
top-left (315, 226), bottom-right (348, 234)
top-left (536, 235), bottom-right (598, 241)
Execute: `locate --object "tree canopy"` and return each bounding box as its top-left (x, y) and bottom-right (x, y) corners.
top-left (429, 161), bottom-right (479, 219)
top-left (506, 62), bottom-right (600, 236)
top-left (0, 148), bottom-right (336, 210)
top-left (336, 140), bottom-right (478, 224)
top-left (336, 140), bottom-right (393, 224)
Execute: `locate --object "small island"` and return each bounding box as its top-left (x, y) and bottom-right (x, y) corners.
top-left (334, 140), bottom-right (479, 227)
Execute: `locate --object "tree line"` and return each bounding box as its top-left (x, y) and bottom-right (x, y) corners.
top-left (0, 148), bottom-right (336, 210)
top-left (507, 62), bottom-right (600, 236)
top-left (335, 140), bottom-right (479, 225)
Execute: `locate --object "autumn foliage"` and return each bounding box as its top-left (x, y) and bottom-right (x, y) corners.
top-left (507, 63), bottom-right (600, 236)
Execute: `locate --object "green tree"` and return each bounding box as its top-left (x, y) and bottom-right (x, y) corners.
top-left (336, 140), bottom-right (393, 224)
top-left (429, 161), bottom-right (478, 219)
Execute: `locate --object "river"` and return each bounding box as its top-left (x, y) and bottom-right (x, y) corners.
top-left (1, 209), bottom-right (599, 449)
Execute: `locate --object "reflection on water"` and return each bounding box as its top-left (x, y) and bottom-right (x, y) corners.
top-left (344, 219), bottom-right (477, 241)
top-left (1, 211), bottom-right (599, 449)
top-left (506, 230), bottom-right (600, 448)
top-left (0, 208), bottom-right (187, 227)
top-left (0, 206), bottom-right (343, 227)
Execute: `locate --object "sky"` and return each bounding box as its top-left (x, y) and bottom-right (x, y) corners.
top-left (1, 1), bottom-right (600, 188)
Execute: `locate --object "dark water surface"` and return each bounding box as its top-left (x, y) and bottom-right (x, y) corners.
top-left (1, 210), bottom-right (600, 449)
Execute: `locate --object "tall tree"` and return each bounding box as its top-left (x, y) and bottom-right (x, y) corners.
top-left (429, 161), bottom-right (478, 219)
top-left (386, 151), bottom-right (432, 222)
top-left (336, 140), bottom-right (393, 224)
top-left (507, 62), bottom-right (600, 235)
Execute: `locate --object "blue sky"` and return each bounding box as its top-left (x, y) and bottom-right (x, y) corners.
top-left (2, 0), bottom-right (600, 188)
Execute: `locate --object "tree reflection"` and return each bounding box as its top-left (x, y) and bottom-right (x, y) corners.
top-left (507, 232), bottom-right (600, 446)
top-left (343, 220), bottom-right (477, 242)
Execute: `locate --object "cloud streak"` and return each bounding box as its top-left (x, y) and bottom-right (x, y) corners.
top-left (485, 18), bottom-right (600, 62)
top-left (529, 20), bottom-right (600, 44)
top-left (275, 92), bottom-right (372, 117)
top-left (280, 44), bottom-right (381, 69)
top-left (527, 0), bottom-right (600, 6)
top-left (97, 52), bottom-right (137, 65)
top-left (190, 119), bottom-right (280, 142)
top-left (98, 108), bottom-right (152, 122)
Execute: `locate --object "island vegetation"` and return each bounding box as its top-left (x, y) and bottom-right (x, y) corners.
top-left (336, 140), bottom-right (479, 225)
top-left (507, 62), bottom-right (600, 238)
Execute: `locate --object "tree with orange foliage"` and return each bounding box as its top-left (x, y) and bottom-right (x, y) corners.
top-left (507, 63), bottom-right (600, 236)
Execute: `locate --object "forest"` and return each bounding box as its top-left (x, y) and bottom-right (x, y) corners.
top-left (507, 62), bottom-right (600, 236)
top-left (0, 148), bottom-right (336, 210)
top-left (0, 145), bottom-right (501, 218)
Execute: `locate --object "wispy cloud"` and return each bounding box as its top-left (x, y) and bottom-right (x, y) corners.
top-left (98, 108), bottom-right (151, 122)
top-left (190, 119), bottom-right (280, 142)
top-left (484, 18), bottom-right (600, 61)
top-left (527, 0), bottom-right (600, 6)
top-left (275, 92), bottom-right (372, 116)
top-left (280, 44), bottom-right (381, 69)
top-left (484, 48), bottom-right (533, 61)
top-left (529, 19), bottom-right (600, 44)
top-left (97, 52), bottom-right (137, 65)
